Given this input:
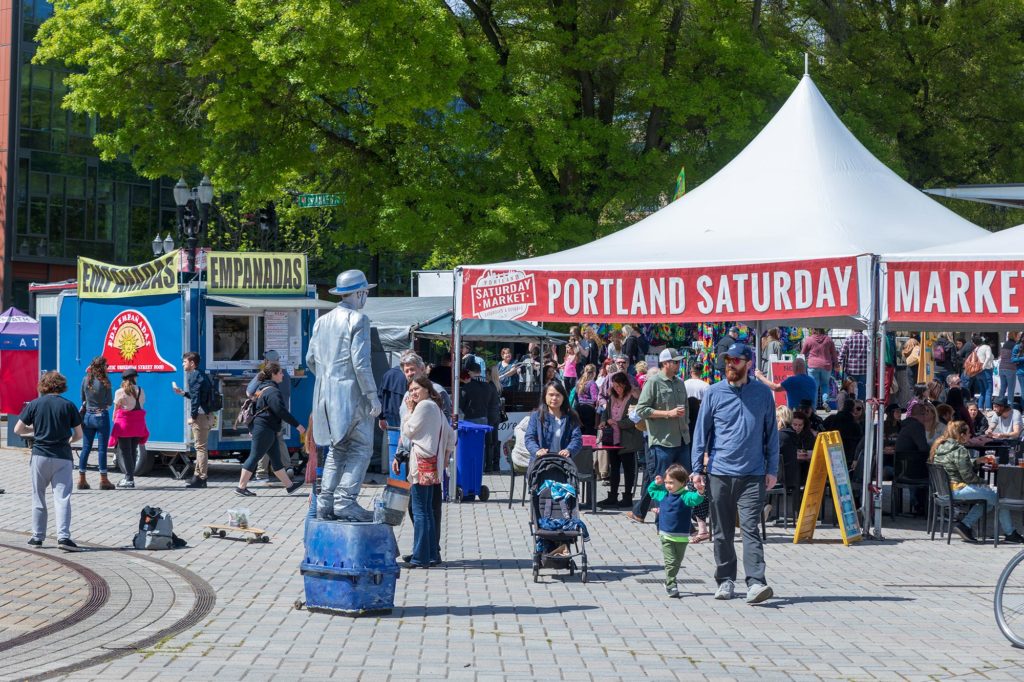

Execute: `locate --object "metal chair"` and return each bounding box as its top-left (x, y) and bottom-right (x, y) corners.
top-left (505, 439), bottom-right (528, 509)
top-left (890, 453), bottom-right (928, 518)
top-left (926, 462), bottom-right (986, 543)
top-left (761, 484), bottom-right (788, 540)
top-left (994, 465), bottom-right (1024, 548)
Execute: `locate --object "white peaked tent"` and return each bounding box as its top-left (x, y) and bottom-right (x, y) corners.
top-left (454, 74), bottom-right (987, 539)
top-left (456, 74), bottom-right (987, 330)
top-left (882, 222), bottom-right (1024, 329)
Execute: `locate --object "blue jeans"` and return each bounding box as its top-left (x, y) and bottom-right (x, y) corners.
top-left (809, 368), bottom-right (831, 408)
top-left (976, 369), bottom-right (994, 410)
top-left (79, 411), bottom-right (110, 473)
top-left (633, 443), bottom-right (690, 521)
top-left (848, 374), bottom-right (866, 400)
top-left (410, 483), bottom-right (440, 565)
top-left (998, 370), bottom-right (1016, 403)
top-left (954, 484), bottom-right (1014, 535)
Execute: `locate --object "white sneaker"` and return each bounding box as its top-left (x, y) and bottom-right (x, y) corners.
top-left (746, 583), bottom-right (774, 604)
top-left (714, 580), bottom-right (735, 600)
top-left (116, 479), bottom-right (134, 489)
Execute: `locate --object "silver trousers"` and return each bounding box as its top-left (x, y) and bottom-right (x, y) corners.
top-left (317, 418), bottom-right (374, 514)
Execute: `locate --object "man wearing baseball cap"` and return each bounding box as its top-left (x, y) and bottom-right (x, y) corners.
top-left (692, 342), bottom-right (778, 605)
top-left (626, 348), bottom-right (690, 523)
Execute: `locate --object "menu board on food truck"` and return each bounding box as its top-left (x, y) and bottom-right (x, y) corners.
top-left (207, 252), bottom-right (307, 294)
top-left (263, 310), bottom-right (292, 365)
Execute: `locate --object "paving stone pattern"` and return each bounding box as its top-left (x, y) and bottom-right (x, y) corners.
top-left (1, 446), bottom-right (1023, 680)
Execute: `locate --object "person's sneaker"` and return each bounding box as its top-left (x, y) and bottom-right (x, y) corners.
top-left (714, 580), bottom-right (735, 600)
top-left (234, 487), bottom-right (257, 497)
top-left (316, 509), bottom-right (339, 522)
top-left (286, 481), bottom-right (304, 495)
top-left (185, 477), bottom-right (207, 489)
top-left (746, 583), bottom-right (774, 604)
top-left (666, 586), bottom-right (680, 598)
top-left (57, 538), bottom-right (81, 552)
top-left (954, 522), bottom-right (979, 544)
top-left (116, 478), bottom-right (134, 489)
top-left (336, 504), bottom-right (373, 522)
top-left (27, 537), bottom-right (42, 547)
top-left (1004, 531), bottom-right (1024, 544)
top-left (252, 473), bottom-right (269, 482)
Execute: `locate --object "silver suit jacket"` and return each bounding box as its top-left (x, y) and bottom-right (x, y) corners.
top-left (306, 303), bottom-right (377, 445)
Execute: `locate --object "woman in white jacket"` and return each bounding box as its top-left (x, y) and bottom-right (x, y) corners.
top-left (394, 376), bottom-right (455, 568)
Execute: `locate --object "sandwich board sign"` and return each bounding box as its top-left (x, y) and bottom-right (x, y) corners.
top-left (793, 430), bottom-right (862, 545)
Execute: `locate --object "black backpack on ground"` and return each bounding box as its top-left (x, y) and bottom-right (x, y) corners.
top-left (133, 506), bottom-right (187, 550)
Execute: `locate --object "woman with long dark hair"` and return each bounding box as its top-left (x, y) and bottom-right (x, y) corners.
top-left (78, 356), bottom-right (114, 490)
top-left (109, 368), bottom-right (149, 488)
top-left (394, 375), bottom-right (455, 567)
top-left (524, 381), bottom-right (583, 461)
top-left (597, 372), bottom-right (641, 509)
top-left (235, 362), bottom-right (306, 497)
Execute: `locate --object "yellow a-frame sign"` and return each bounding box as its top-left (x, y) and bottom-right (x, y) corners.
top-left (793, 431), bottom-right (863, 545)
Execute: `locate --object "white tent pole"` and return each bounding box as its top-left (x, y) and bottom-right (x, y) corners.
top-left (451, 269), bottom-right (463, 424)
top-left (860, 256), bottom-right (879, 537)
top-left (873, 321), bottom-right (887, 540)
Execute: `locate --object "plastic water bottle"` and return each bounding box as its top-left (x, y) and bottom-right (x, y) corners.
top-left (373, 496), bottom-right (385, 524)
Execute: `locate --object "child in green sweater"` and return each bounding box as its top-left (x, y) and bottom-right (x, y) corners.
top-left (653, 464), bottom-right (706, 597)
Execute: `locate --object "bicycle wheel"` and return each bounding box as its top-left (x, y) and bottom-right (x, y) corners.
top-left (994, 550), bottom-right (1024, 648)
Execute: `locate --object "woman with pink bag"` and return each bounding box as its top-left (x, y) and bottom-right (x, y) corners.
top-left (108, 368), bottom-right (149, 489)
top-left (394, 376), bottom-right (455, 568)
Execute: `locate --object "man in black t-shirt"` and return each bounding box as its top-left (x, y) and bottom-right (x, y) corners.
top-left (16, 371), bottom-right (84, 551)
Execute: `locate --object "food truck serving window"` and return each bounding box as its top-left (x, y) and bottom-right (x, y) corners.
top-left (206, 308), bottom-right (301, 369)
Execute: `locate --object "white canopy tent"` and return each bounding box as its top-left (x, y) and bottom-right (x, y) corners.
top-left (454, 74), bottom-right (988, 538)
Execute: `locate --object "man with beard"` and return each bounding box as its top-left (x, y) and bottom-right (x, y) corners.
top-left (691, 343), bottom-right (778, 605)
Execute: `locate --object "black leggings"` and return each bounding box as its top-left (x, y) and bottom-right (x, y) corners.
top-left (243, 427), bottom-right (284, 472)
top-left (119, 437), bottom-right (139, 480)
top-left (608, 449), bottom-right (637, 499)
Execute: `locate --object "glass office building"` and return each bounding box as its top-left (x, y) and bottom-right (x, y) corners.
top-left (1, 0), bottom-right (178, 309)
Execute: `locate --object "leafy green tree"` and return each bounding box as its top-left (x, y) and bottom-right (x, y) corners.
top-left (35, 0), bottom-right (798, 265)
top-left (798, 0), bottom-right (1024, 194)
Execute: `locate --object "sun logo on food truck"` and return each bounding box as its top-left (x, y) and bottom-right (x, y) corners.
top-left (470, 269), bottom-right (537, 320)
top-left (102, 309), bottom-right (176, 372)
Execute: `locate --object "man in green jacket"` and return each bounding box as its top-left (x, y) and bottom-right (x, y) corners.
top-left (626, 348), bottom-right (690, 523)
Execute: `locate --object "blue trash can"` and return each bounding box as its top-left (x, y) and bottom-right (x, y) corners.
top-left (455, 422), bottom-right (492, 502)
top-left (385, 427), bottom-right (406, 480)
top-left (301, 518), bottom-right (400, 616)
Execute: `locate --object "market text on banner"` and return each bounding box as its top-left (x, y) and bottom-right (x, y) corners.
top-left (793, 431), bottom-right (862, 546)
top-left (77, 250), bottom-right (180, 299)
top-left (886, 261), bottom-right (1024, 323)
top-left (459, 257), bottom-right (858, 323)
top-left (207, 252), bottom-right (307, 294)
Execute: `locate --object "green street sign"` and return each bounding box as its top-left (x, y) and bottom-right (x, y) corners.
top-left (296, 193), bottom-right (340, 208)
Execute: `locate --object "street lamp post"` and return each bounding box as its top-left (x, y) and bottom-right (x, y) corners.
top-left (173, 175), bottom-right (214, 273)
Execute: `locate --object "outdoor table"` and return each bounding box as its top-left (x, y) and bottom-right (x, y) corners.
top-left (994, 465), bottom-right (1024, 548)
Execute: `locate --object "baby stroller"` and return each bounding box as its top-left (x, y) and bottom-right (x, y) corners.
top-left (528, 455), bottom-right (590, 583)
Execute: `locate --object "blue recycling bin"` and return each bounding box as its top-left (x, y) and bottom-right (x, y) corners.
top-left (455, 422), bottom-right (492, 502)
top-left (385, 427), bottom-right (406, 480)
top-left (301, 518), bottom-right (400, 616)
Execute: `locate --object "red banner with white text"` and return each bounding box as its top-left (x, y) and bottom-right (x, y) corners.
top-left (458, 257), bottom-right (863, 323)
top-left (884, 260), bottom-right (1024, 323)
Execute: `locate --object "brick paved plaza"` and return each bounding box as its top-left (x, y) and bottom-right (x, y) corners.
top-left (0, 445), bottom-right (1022, 680)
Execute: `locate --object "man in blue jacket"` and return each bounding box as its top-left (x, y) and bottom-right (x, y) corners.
top-left (692, 343), bottom-right (778, 605)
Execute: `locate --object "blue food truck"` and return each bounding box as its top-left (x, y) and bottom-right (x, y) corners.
top-left (34, 250), bottom-right (334, 477)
